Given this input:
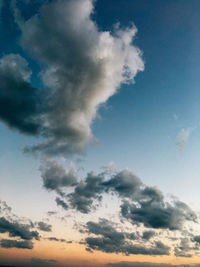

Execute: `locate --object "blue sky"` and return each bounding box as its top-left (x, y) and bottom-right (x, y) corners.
top-left (1, 0), bottom-right (200, 266)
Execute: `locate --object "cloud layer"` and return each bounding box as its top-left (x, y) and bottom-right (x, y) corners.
top-left (84, 219), bottom-right (170, 255)
top-left (41, 161), bottom-right (196, 232)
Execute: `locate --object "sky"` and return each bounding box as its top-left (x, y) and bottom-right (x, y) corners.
top-left (1, 0), bottom-right (200, 266)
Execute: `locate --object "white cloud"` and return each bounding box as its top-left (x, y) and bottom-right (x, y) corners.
top-left (12, 0), bottom-right (144, 156)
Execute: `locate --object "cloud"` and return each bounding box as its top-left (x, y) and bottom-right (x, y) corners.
top-left (55, 197), bottom-right (68, 210)
top-left (176, 128), bottom-right (192, 152)
top-left (0, 199), bottom-right (12, 214)
top-left (102, 169), bottom-right (142, 198)
top-left (107, 262), bottom-right (200, 267)
top-left (0, 54), bottom-right (43, 135)
top-left (40, 158), bottom-right (77, 195)
top-left (0, 0), bottom-right (144, 156)
top-left (120, 198), bottom-right (196, 230)
top-left (84, 219), bottom-right (169, 256)
top-left (41, 162), bottom-right (196, 230)
top-left (0, 239), bottom-right (33, 249)
top-left (47, 211), bottom-right (57, 216)
top-left (142, 231), bottom-right (156, 240)
top-left (173, 238), bottom-right (199, 258)
top-left (68, 171), bottom-right (105, 213)
top-left (173, 113), bottom-right (179, 121)
top-left (194, 235), bottom-right (200, 244)
top-left (30, 258), bottom-right (57, 266)
top-left (46, 237), bottom-right (72, 243)
top-left (0, 216), bottom-right (40, 240)
top-left (0, 201), bottom-right (42, 251)
top-left (37, 221), bottom-right (52, 232)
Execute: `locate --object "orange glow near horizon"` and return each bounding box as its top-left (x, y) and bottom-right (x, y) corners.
top-left (1, 239), bottom-right (200, 267)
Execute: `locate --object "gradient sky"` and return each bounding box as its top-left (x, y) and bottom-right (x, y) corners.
top-left (1, 1), bottom-right (200, 267)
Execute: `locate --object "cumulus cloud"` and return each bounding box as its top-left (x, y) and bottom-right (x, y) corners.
top-left (173, 238), bottom-right (199, 258)
top-left (46, 237), bottom-right (72, 243)
top-left (0, 239), bottom-right (33, 249)
top-left (40, 158), bottom-right (77, 195)
top-left (41, 161), bottom-right (196, 230)
top-left (0, 200), bottom-right (46, 251)
top-left (68, 171), bottom-right (105, 213)
top-left (37, 221), bottom-right (52, 232)
top-left (176, 128), bottom-right (192, 152)
top-left (0, 0), bottom-right (3, 13)
top-left (55, 197), bottom-right (68, 210)
top-left (84, 219), bottom-right (169, 255)
top-left (102, 169), bottom-right (142, 198)
top-left (0, 217), bottom-right (39, 240)
top-left (0, 0), bottom-right (144, 156)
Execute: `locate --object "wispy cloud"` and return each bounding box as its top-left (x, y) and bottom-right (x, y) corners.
top-left (0, 0), bottom-right (144, 156)
top-left (176, 128), bottom-right (192, 152)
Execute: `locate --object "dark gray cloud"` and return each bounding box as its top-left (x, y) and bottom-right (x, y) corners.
top-left (0, 201), bottom-right (40, 251)
top-left (0, 54), bottom-right (43, 135)
top-left (47, 211), bottom-right (57, 216)
top-left (142, 231), bottom-right (156, 240)
top-left (40, 161), bottom-right (197, 231)
top-left (121, 199), bottom-right (196, 230)
top-left (194, 235), bottom-right (200, 244)
top-left (55, 197), bottom-right (68, 210)
top-left (107, 262), bottom-right (200, 267)
top-left (0, 256), bottom-right (59, 267)
top-left (0, 216), bottom-right (39, 240)
top-left (40, 158), bottom-right (77, 194)
top-left (173, 238), bottom-right (198, 258)
top-left (84, 219), bottom-right (169, 256)
top-left (30, 258), bottom-right (57, 266)
top-left (37, 221), bottom-right (52, 232)
top-left (0, 199), bottom-right (12, 214)
top-left (0, 0), bottom-right (144, 156)
top-left (68, 172), bottom-right (105, 213)
top-left (0, 239), bottom-right (33, 249)
top-left (41, 163), bottom-right (196, 231)
top-left (102, 169), bottom-right (142, 198)
top-left (46, 237), bottom-right (72, 243)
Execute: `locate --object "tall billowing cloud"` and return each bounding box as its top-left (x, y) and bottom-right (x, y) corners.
top-left (0, 0), bottom-right (144, 156)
